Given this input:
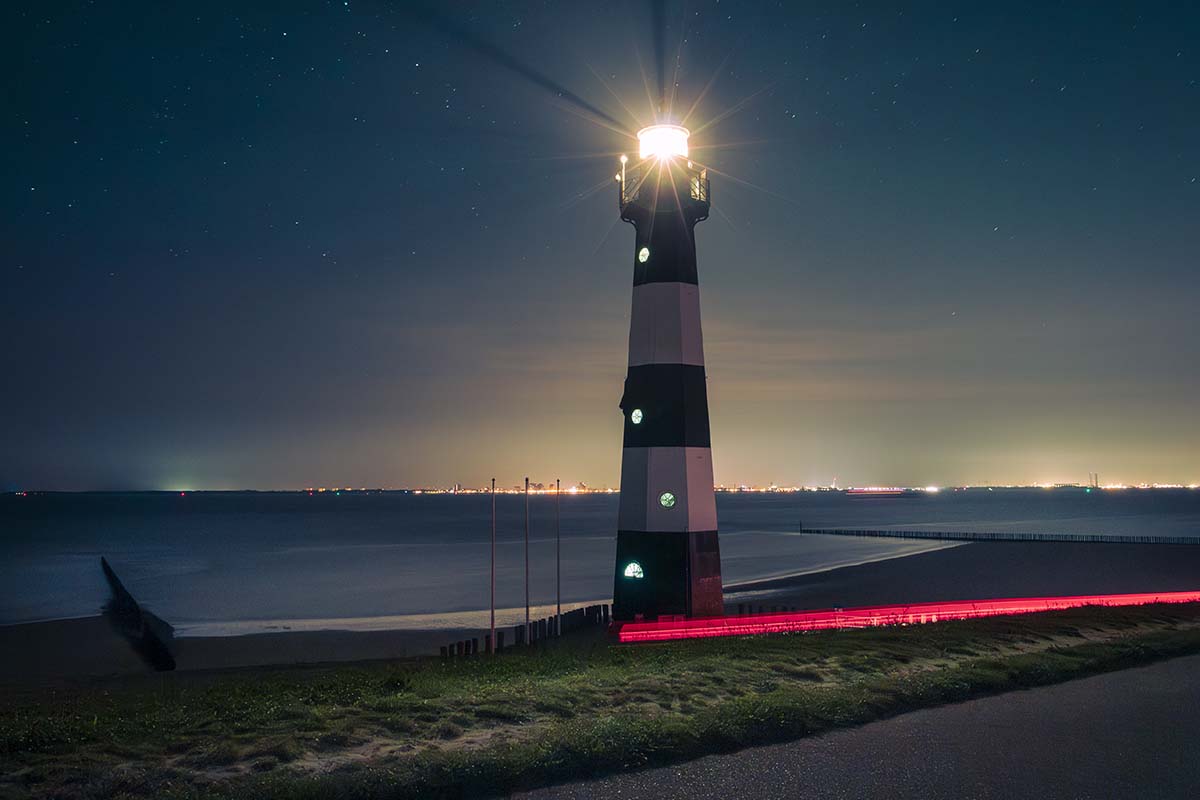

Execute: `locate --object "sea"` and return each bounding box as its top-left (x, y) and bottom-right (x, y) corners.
top-left (2, 489), bottom-right (1198, 636)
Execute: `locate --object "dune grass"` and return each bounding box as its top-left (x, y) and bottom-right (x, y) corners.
top-left (3, 602), bottom-right (1200, 799)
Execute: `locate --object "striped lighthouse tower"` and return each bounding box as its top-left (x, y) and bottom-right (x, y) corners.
top-left (612, 125), bottom-right (723, 621)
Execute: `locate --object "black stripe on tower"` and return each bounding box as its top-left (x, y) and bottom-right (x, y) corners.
top-left (613, 531), bottom-right (723, 619)
top-left (618, 364), bottom-right (710, 448)
top-left (633, 212), bottom-right (699, 286)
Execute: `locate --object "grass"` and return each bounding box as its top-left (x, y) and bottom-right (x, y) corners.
top-left (3, 602), bottom-right (1200, 799)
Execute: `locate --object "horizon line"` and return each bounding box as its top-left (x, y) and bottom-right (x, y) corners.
top-left (7, 482), bottom-right (1199, 496)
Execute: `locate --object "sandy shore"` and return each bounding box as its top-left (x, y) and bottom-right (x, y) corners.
top-left (0, 615), bottom-right (478, 686)
top-left (4, 539), bottom-right (1198, 687)
top-left (727, 540), bottom-right (1200, 609)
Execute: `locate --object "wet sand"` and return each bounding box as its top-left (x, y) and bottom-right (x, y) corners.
top-left (727, 540), bottom-right (1200, 609)
top-left (0, 616), bottom-right (475, 687)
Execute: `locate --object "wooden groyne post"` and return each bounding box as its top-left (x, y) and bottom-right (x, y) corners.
top-left (100, 557), bottom-right (176, 671)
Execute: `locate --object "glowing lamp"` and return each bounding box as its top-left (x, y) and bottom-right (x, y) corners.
top-left (637, 124), bottom-right (689, 160)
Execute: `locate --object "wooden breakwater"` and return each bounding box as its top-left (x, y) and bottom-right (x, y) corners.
top-left (101, 556), bottom-right (177, 671)
top-left (441, 603), bottom-right (610, 658)
top-left (799, 528), bottom-right (1200, 545)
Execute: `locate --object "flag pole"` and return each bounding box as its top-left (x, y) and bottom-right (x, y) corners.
top-left (555, 477), bottom-right (561, 636)
top-left (490, 477), bottom-right (496, 654)
top-left (524, 476), bottom-right (530, 645)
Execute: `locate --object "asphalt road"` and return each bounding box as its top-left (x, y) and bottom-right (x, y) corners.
top-left (517, 653), bottom-right (1200, 799)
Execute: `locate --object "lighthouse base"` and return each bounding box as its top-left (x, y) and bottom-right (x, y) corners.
top-left (612, 531), bottom-right (724, 621)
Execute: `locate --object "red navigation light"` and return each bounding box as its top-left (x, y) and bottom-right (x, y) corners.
top-left (612, 590), bottom-right (1200, 643)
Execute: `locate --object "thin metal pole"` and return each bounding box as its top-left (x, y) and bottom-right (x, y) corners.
top-left (555, 477), bottom-right (561, 636)
top-left (490, 477), bottom-right (496, 654)
top-left (524, 476), bottom-right (530, 645)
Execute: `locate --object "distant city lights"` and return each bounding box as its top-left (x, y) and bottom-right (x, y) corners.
top-left (268, 481), bottom-right (1198, 497)
top-left (8, 481), bottom-right (1197, 499)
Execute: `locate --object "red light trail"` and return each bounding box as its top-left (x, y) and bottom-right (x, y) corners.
top-left (612, 590), bottom-right (1200, 643)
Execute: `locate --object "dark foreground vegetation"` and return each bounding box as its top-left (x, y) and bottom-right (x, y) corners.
top-left (4, 603), bottom-right (1200, 799)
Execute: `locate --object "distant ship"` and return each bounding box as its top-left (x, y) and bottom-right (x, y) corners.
top-left (844, 487), bottom-right (920, 498)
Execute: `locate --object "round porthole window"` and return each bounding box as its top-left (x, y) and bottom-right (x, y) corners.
top-left (638, 246), bottom-right (650, 263)
top-left (659, 492), bottom-right (676, 509)
top-left (630, 408), bottom-right (643, 424)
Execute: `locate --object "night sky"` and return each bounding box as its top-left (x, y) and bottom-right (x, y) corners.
top-left (4, 1), bottom-right (1198, 491)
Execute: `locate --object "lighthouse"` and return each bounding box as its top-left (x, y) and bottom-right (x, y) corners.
top-left (612, 124), bottom-right (724, 621)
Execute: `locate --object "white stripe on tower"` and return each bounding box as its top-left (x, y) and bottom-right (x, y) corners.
top-left (617, 446), bottom-right (717, 532)
top-left (627, 282), bottom-right (705, 367)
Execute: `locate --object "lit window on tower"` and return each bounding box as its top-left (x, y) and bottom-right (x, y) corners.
top-left (659, 492), bottom-right (676, 508)
top-left (623, 561), bottom-right (645, 579)
top-left (630, 408), bottom-right (643, 424)
top-left (638, 246), bottom-right (650, 263)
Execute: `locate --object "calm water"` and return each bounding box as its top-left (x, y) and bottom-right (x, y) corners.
top-left (1, 490), bottom-right (1197, 634)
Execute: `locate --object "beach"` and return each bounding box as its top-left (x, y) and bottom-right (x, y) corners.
top-left (5, 536), bottom-right (1200, 686)
top-left (4, 490), bottom-right (1199, 686)
top-left (726, 539), bottom-right (1200, 608)
top-left (0, 615), bottom-right (476, 686)
top-left (0, 541), bottom-right (948, 685)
